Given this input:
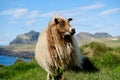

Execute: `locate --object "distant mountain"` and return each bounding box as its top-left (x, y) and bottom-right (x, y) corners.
top-left (94, 32), bottom-right (112, 38)
top-left (10, 30), bottom-right (40, 45)
top-left (76, 32), bottom-right (112, 39)
top-left (76, 32), bottom-right (94, 39)
top-left (10, 31), bottom-right (114, 45)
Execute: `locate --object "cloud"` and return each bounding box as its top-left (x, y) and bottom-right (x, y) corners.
top-left (0, 33), bottom-right (16, 45)
top-left (0, 8), bottom-right (41, 19)
top-left (100, 8), bottom-right (120, 16)
top-left (12, 8), bottom-right (28, 18)
top-left (0, 8), bottom-right (28, 18)
top-left (39, 9), bottom-right (80, 18)
top-left (40, 11), bottom-right (56, 18)
top-left (25, 20), bottom-right (36, 25)
top-left (28, 10), bottom-right (40, 18)
top-left (79, 3), bottom-right (104, 10)
top-left (39, 3), bottom-right (105, 18)
top-left (0, 3), bottom-right (104, 19)
top-left (0, 8), bottom-right (42, 27)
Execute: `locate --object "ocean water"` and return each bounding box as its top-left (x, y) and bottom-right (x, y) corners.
top-left (0, 54), bottom-right (31, 66)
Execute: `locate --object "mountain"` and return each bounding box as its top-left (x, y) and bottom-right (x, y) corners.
top-left (76, 32), bottom-right (94, 39)
top-left (10, 30), bottom-right (40, 45)
top-left (94, 32), bottom-right (112, 38)
top-left (76, 32), bottom-right (112, 39)
top-left (10, 31), bottom-right (113, 45)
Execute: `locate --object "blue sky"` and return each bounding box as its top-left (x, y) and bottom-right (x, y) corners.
top-left (0, 0), bottom-right (120, 45)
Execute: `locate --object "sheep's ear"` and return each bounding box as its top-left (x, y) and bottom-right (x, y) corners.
top-left (54, 18), bottom-right (59, 24)
top-left (68, 18), bottom-right (73, 22)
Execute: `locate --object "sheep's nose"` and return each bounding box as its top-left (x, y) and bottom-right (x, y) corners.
top-left (71, 28), bottom-right (75, 32)
top-left (71, 28), bottom-right (75, 35)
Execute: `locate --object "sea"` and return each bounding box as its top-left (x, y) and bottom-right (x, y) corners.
top-left (0, 54), bottom-right (31, 66)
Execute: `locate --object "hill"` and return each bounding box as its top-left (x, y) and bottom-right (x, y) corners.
top-left (94, 32), bottom-right (112, 38)
top-left (76, 32), bottom-right (94, 39)
top-left (10, 30), bottom-right (39, 45)
top-left (76, 32), bottom-right (112, 39)
top-left (10, 30), bottom-right (118, 45)
top-left (10, 30), bottom-right (115, 45)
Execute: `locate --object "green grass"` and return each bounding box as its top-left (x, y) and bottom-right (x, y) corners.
top-left (2, 43), bottom-right (36, 52)
top-left (78, 39), bottom-right (120, 47)
top-left (0, 59), bottom-right (47, 80)
top-left (0, 42), bottom-right (120, 80)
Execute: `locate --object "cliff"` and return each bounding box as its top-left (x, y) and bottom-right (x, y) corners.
top-left (10, 30), bottom-right (39, 45)
top-left (76, 32), bottom-right (112, 39)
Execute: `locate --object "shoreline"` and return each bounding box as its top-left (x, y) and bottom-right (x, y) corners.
top-left (0, 47), bottom-right (34, 58)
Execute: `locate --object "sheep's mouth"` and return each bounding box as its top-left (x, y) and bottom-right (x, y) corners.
top-left (63, 31), bottom-right (75, 39)
top-left (70, 29), bottom-right (76, 35)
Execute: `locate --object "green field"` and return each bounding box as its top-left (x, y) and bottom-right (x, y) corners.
top-left (0, 41), bottom-right (120, 80)
top-left (77, 38), bottom-right (120, 47)
top-left (2, 43), bottom-right (36, 52)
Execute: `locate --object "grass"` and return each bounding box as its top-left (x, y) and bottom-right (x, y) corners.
top-left (0, 59), bottom-right (47, 80)
top-left (0, 42), bottom-right (120, 80)
top-left (2, 43), bottom-right (36, 52)
top-left (77, 39), bottom-right (120, 47)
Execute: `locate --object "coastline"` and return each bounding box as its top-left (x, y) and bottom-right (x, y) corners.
top-left (0, 47), bottom-right (34, 58)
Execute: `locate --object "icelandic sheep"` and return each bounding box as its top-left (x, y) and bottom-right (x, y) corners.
top-left (35, 16), bottom-right (84, 80)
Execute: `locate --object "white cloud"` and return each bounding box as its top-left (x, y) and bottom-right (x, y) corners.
top-left (25, 20), bottom-right (36, 25)
top-left (0, 33), bottom-right (16, 45)
top-left (100, 8), bottom-right (120, 16)
top-left (0, 3), bottom-right (104, 19)
top-left (79, 3), bottom-right (104, 10)
top-left (39, 3), bottom-right (105, 18)
top-left (28, 10), bottom-right (40, 18)
top-left (0, 8), bottom-right (41, 19)
top-left (0, 8), bottom-right (42, 27)
top-left (40, 11), bottom-right (56, 18)
top-left (12, 8), bottom-right (28, 18)
top-left (39, 9), bottom-right (82, 18)
top-left (0, 8), bottom-right (28, 18)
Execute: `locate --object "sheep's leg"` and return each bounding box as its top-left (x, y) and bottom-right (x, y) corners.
top-left (55, 73), bottom-right (64, 80)
top-left (47, 68), bottom-right (64, 80)
top-left (50, 74), bottom-right (63, 80)
top-left (47, 73), bottom-right (52, 80)
top-left (46, 73), bottom-right (56, 80)
top-left (54, 68), bottom-right (64, 80)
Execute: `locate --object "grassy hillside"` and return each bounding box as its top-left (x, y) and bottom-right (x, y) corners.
top-left (0, 42), bottom-right (120, 80)
top-left (2, 39), bottom-right (120, 52)
top-left (77, 39), bottom-right (120, 47)
top-left (3, 43), bottom-right (36, 52)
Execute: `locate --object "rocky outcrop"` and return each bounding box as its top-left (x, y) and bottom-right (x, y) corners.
top-left (94, 32), bottom-right (112, 38)
top-left (10, 30), bottom-right (39, 45)
top-left (10, 31), bottom-right (112, 44)
top-left (76, 32), bottom-right (94, 39)
top-left (76, 32), bottom-right (112, 39)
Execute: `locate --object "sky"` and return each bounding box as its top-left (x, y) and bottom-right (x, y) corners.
top-left (0, 0), bottom-right (120, 45)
